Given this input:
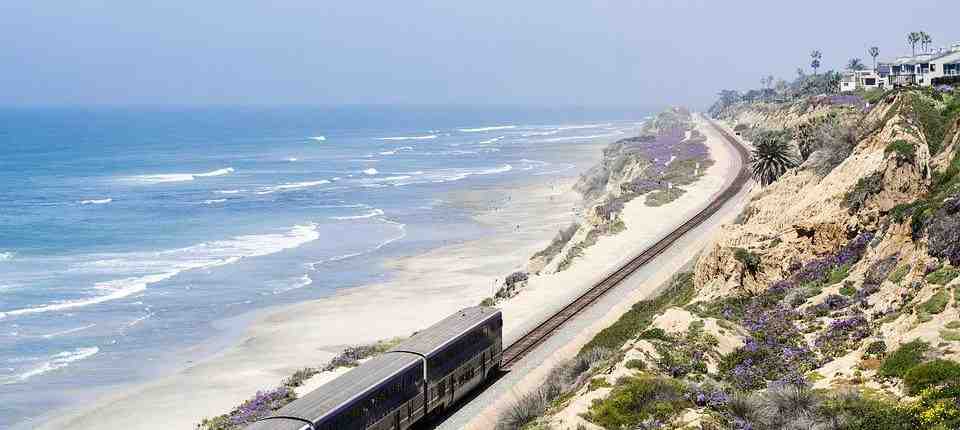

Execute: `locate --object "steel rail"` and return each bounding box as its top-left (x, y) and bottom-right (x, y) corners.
top-left (500, 116), bottom-right (750, 369)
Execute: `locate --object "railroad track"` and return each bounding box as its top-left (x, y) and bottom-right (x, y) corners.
top-left (500, 116), bottom-right (751, 369)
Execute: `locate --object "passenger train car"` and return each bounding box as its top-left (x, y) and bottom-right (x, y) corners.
top-left (247, 306), bottom-right (503, 430)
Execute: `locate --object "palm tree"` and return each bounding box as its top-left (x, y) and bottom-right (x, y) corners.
top-left (810, 50), bottom-right (823, 75)
top-left (751, 130), bottom-right (799, 186)
top-left (907, 32), bottom-right (921, 56)
top-left (868, 46), bottom-right (880, 70)
top-left (921, 32), bottom-right (933, 53)
top-left (847, 58), bottom-right (865, 71)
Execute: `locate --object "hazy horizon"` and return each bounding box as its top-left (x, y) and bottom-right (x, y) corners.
top-left (3, 1), bottom-right (959, 108)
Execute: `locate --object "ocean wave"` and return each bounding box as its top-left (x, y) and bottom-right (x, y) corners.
top-left (79, 198), bottom-right (112, 205)
top-left (216, 189), bottom-right (243, 194)
top-left (2, 347), bottom-right (100, 385)
top-left (287, 157), bottom-right (299, 162)
top-left (539, 132), bottom-right (623, 143)
top-left (522, 129), bottom-right (561, 137)
top-left (378, 146), bottom-right (414, 156)
top-left (272, 274), bottom-right (313, 295)
top-left (376, 135), bottom-right (437, 141)
top-left (255, 180), bottom-right (331, 195)
top-left (309, 219), bottom-right (406, 268)
top-left (203, 199), bottom-right (227, 205)
top-left (459, 125), bottom-right (516, 133)
top-left (478, 136), bottom-right (505, 145)
top-left (533, 163), bottom-right (577, 176)
top-left (125, 311), bottom-right (154, 329)
top-left (40, 324), bottom-right (96, 339)
top-left (0, 224), bottom-right (320, 319)
top-left (519, 159), bottom-right (549, 170)
top-left (310, 136), bottom-right (326, 142)
top-left (362, 168), bottom-right (379, 175)
top-left (128, 167), bottom-right (234, 184)
top-left (330, 208), bottom-right (385, 220)
top-left (0, 252), bottom-right (14, 262)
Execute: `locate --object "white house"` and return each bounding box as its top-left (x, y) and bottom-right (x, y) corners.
top-left (882, 42), bottom-right (960, 87)
top-left (839, 70), bottom-right (886, 92)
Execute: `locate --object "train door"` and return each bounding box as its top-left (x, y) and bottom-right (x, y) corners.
top-left (481, 351), bottom-right (487, 377)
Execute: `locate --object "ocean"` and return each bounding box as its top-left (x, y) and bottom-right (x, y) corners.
top-left (0, 105), bottom-right (649, 426)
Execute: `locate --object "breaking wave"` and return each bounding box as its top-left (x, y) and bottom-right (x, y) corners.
top-left (255, 180), bottom-right (331, 195)
top-left (330, 208), bottom-right (385, 220)
top-left (79, 198), bottom-right (112, 205)
top-left (128, 167), bottom-right (234, 184)
top-left (2, 347), bottom-right (100, 384)
top-left (0, 224), bottom-right (321, 320)
top-left (459, 125), bottom-right (516, 132)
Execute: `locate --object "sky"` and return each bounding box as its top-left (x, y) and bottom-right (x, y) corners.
top-left (2, 0), bottom-right (958, 108)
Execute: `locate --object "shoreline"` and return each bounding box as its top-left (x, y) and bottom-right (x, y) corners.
top-left (36, 114), bottom-right (734, 430)
top-left (33, 139), bottom-right (609, 430)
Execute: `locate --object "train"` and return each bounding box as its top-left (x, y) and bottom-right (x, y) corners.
top-left (247, 306), bottom-right (503, 430)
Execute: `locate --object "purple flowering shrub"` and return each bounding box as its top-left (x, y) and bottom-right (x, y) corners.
top-left (198, 386), bottom-right (296, 430)
top-left (719, 306), bottom-right (819, 390)
top-left (814, 314), bottom-right (872, 358)
top-left (650, 321), bottom-right (718, 378)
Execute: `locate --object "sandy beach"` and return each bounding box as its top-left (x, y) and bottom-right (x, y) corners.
top-left (37, 116), bottom-right (737, 430)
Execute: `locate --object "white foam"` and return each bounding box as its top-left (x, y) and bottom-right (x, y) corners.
top-left (272, 274), bottom-right (313, 295)
top-left (379, 150), bottom-right (397, 155)
top-left (288, 157), bottom-right (299, 162)
top-left (41, 324), bottom-right (96, 339)
top-left (79, 198), bottom-right (112, 205)
top-left (310, 136), bottom-right (326, 142)
top-left (3, 347), bottom-right (100, 384)
top-left (459, 125), bottom-right (516, 133)
top-left (330, 208), bottom-right (384, 220)
top-left (256, 180), bottom-right (331, 195)
top-left (194, 167), bottom-right (235, 178)
top-left (128, 167), bottom-right (234, 184)
top-left (0, 224), bottom-right (321, 320)
top-left (126, 312), bottom-right (154, 329)
top-left (376, 135), bottom-right (437, 141)
top-left (203, 199), bottom-right (227, 205)
top-left (522, 129), bottom-right (561, 137)
top-left (362, 168), bottom-right (379, 175)
top-left (0, 252), bottom-right (14, 262)
top-left (478, 136), bottom-right (505, 145)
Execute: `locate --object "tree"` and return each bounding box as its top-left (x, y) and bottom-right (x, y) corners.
top-left (750, 130), bottom-right (799, 186)
top-left (907, 32), bottom-right (921, 57)
top-left (868, 46), bottom-right (880, 70)
top-left (811, 50), bottom-right (823, 75)
top-left (847, 58), bottom-right (865, 71)
top-left (921, 32), bottom-right (933, 53)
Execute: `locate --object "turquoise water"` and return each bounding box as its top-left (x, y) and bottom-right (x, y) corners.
top-left (0, 106), bottom-right (649, 426)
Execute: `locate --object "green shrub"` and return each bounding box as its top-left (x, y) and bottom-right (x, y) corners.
top-left (733, 248), bottom-right (762, 274)
top-left (839, 284), bottom-right (857, 296)
top-left (480, 297), bottom-right (496, 307)
top-left (822, 392), bottom-right (918, 430)
top-left (584, 376), bottom-right (690, 429)
top-left (579, 272), bottom-right (694, 355)
top-left (638, 328), bottom-right (671, 341)
top-left (826, 265), bottom-right (852, 286)
top-left (588, 377), bottom-right (612, 392)
top-left (889, 265), bottom-right (911, 284)
top-left (878, 340), bottom-right (929, 378)
top-left (920, 290), bottom-right (950, 315)
top-left (903, 359), bottom-right (960, 395)
top-left (947, 321), bottom-right (960, 329)
top-left (926, 266), bottom-right (960, 285)
top-left (625, 359), bottom-right (646, 370)
top-left (940, 329), bottom-right (960, 342)
top-left (885, 139), bottom-right (917, 164)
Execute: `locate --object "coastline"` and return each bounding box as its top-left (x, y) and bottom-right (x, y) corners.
top-left (33, 139), bottom-right (607, 430)
top-left (36, 114), bottom-right (735, 430)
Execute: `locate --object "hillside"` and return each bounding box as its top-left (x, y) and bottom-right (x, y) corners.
top-left (498, 86), bottom-right (960, 430)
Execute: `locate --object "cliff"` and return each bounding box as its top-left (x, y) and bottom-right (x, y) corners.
top-left (503, 86), bottom-right (960, 430)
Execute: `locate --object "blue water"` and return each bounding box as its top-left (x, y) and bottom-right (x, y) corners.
top-left (0, 106), bottom-right (649, 426)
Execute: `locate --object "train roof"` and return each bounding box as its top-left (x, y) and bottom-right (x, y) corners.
top-left (246, 307), bottom-right (501, 430)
